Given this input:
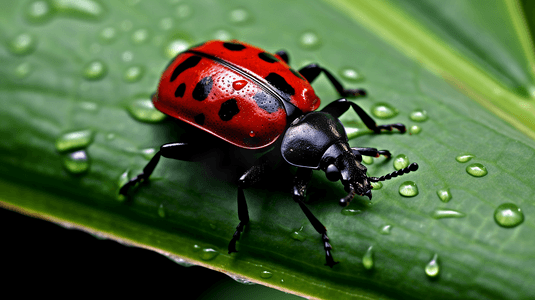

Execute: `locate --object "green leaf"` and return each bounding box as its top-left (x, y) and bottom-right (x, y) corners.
top-left (1, 0), bottom-right (535, 299)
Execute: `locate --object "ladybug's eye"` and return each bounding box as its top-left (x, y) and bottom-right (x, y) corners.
top-left (325, 164), bottom-right (340, 182)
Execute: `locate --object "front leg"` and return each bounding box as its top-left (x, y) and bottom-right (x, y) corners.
top-left (292, 168), bottom-right (339, 267)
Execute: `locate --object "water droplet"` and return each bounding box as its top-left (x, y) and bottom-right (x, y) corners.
top-left (159, 17), bottom-right (173, 30)
top-left (393, 154), bottom-right (409, 170)
top-left (8, 33), bottom-right (37, 56)
top-left (131, 28), bottom-right (150, 44)
top-left (175, 4), bottom-right (192, 19)
top-left (409, 125), bottom-right (422, 135)
top-left (99, 27), bottom-right (117, 44)
top-left (121, 51), bottom-right (134, 62)
top-left (291, 226), bottom-right (306, 241)
top-left (380, 224), bottom-right (392, 235)
top-left (52, 0), bottom-right (106, 21)
top-left (83, 60), bottom-right (107, 80)
top-left (229, 8), bottom-right (251, 25)
top-left (399, 181), bottom-right (418, 197)
top-left (260, 270), bottom-right (273, 279)
top-left (371, 102), bottom-right (398, 119)
top-left (371, 181), bottom-right (383, 190)
top-left (233, 80), bottom-right (247, 90)
top-left (466, 163), bottom-right (487, 177)
top-left (158, 203), bottom-right (166, 218)
top-left (126, 96), bottom-right (166, 123)
top-left (14, 62), bottom-right (33, 79)
top-left (164, 38), bottom-right (191, 59)
top-left (362, 246), bottom-right (374, 270)
top-left (25, 1), bottom-right (55, 24)
top-left (213, 29), bottom-right (233, 40)
top-left (409, 109), bottom-right (428, 122)
top-left (199, 248), bottom-right (219, 261)
top-left (141, 148), bottom-right (156, 160)
top-left (192, 244), bottom-right (201, 252)
top-left (63, 150), bottom-right (90, 174)
top-left (494, 203), bottom-right (524, 228)
top-left (55, 129), bottom-right (93, 152)
top-left (124, 65), bottom-right (144, 82)
top-left (436, 188), bottom-right (452, 202)
top-left (116, 170), bottom-right (129, 201)
top-left (339, 67), bottom-right (364, 82)
top-left (299, 31), bottom-right (322, 50)
top-left (249, 131), bottom-right (255, 137)
top-left (456, 153), bottom-right (474, 163)
top-left (425, 254), bottom-right (439, 278)
top-left (432, 209), bottom-right (465, 219)
top-left (341, 207), bottom-right (362, 216)
top-left (362, 156), bottom-right (373, 165)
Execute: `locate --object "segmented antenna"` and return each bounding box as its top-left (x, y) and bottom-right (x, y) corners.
top-left (368, 163), bottom-right (419, 182)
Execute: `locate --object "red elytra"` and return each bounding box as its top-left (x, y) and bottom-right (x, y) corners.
top-left (153, 40), bottom-right (320, 149)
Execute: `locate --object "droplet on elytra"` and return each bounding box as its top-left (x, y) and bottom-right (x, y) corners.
top-left (229, 8), bottom-right (252, 25)
top-left (25, 0), bottom-right (55, 24)
top-left (432, 209), bottom-right (465, 219)
top-left (260, 270), bottom-right (273, 279)
top-left (126, 97), bottom-right (166, 123)
top-left (399, 181), bottom-right (418, 197)
top-left (466, 163), bottom-right (487, 177)
top-left (409, 125), bottom-right (422, 135)
top-left (436, 188), bottom-right (452, 202)
top-left (393, 154), bottom-right (409, 170)
top-left (425, 254), bottom-right (439, 278)
top-left (52, 0), bottom-right (106, 21)
top-left (409, 109), bottom-right (428, 122)
top-left (55, 129), bottom-right (93, 152)
top-left (158, 203), bottom-right (166, 218)
top-left (199, 248), bottom-right (219, 261)
top-left (494, 203), bottom-right (524, 228)
top-left (63, 150), bottom-right (90, 174)
top-left (299, 31), bottom-right (322, 50)
top-left (371, 181), bottom-right (383, 190)
top-left (362, 246), bottom-right (374, 270)
top-left (124, 65), bottom-right (144, 82)
top-left (99, 27), bottom-right (118, 44)
top-left (371, 102), bottom-right (398, 119)
top-left (83, 60), bottom-right (107, 80)
top-left (456, 153), bottom-right (474, 163)
top-left (131, 28), bottom-right (150, 44)
top-left (8, 33), bottom-right (37, 56)
top-left (341, 207), bottom-right (362, 216)
top-left (380, 224), bottom-right (392, 235)
top-left (339, 67), bottom-right (364, 82)
top-left (291, 226), bottom-right (306, 241)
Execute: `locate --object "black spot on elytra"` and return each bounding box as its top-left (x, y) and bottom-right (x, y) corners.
top-left (223, 42), bottom-right (246, 51)
top-left (194, 113), bottom-right (205, 125)
top-left (258, 52), bottom-right (279, 63)
top-left (170, 56), bottom-right (201, 82)
top-left (218, 99), bottom-right (240, 121)
top-left (192, 76), bottom-right (213, 101)
top-left (253, 91), bottom-right (282, 113)
top-left (174, 83), bottom-right (186, 97)
top-left (265, 73), bottom-right (295, 96)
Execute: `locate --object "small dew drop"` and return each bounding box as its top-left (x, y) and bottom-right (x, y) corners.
top-left (362, 156), bottom-right (373, 165)
top-left (291, 226), bottom-right (306, 241)
top-left (116, 170), bottom-right (129, 202)
top-left (175, 4), bottom-right (192, 19)
top-left (229, 8), bottom-right (252, 25)
top-left (52, 0), bottom-right (106, 20)
top-left (25, 0), bottom-right (56, 24)
top-left (339, 67), bottom-right (363, 82)
top-left (63, 150), bottom-right (90, 174)
top-left (362, 246), bottom-right (374, 270)
top-left (99, 27), bottom-right (117, 44)
top-left (199, 248), bottom-right (219, 261)
top-left (158, 203), bottom-right (166, 218)
top-left (165, 39), bottom-right (191, 59)
top-left (83, 60), bottom-right (107, 80)
top-left (15, 62), bottom-right (33, 79)
top-left (124, 65), bottom-right (145, 82)
top-left (393, 154), bottom-right (409, 170)
top-left (131, 28), bottom-right (150, 44)
top-left (371, 102), bottom-right (398, 119)
top-left (466, 163), bottom-right (487, 177)
top-left (432, 209), bottom-right (465, 219)
top-left (8, 33), bottom-right (37, 56)
top-left (380, 224), bottom-right (392, 235)
top-left (425, 254), bottom-right (440, 278)
top-left (371, 181), bottom-right (383, 190)
top-left (299, 31), bottom-right (322, 50)
top-left (409, 125), bottom-right (422, 135)
top-left (409, 109), bottom-right (428, 122)
top-left (399, 181), bottom-right (418, 197)
top-left (159, 17), bottom-right (173, 30)
top-left (494, 203), bottom-right (524, 228)
top-left (249, 131), bottom-right (255, 137)
top-left (436, 188), bottom-right (452, 203)
top-left (260, 270), bottom-right (273, 279)
top-left (141, 148), bottom-right (156, 160)
top-left (55, 129), bottom-right (93, 152)
top-left (126, 97), bottom-right (166, 123)
top-left (121, 51), bottom-right (134, 62)
top-left (456, 153), bottom-right (475, 163)
top-left (192, 244), bottom-right (201, 252)
top-left (341, 207), bottom-right (362, 216)
top-left (213, 29), bottom-right (233, 41)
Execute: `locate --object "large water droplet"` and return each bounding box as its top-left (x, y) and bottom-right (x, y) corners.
top-left (25, 0), bottom-right (56, 24)
top-left (371, 181), bottom-right (383, 190)
top-left (164, 38), bottom-right (191, 59)
top-left (229, 8), bottom-right (252, 25)
top-left (55, 129), bottom-right (93, 152)
top-left (380, 224), bottom-right (392, 235)
top-left (362, 156), bottom-right (373, 165)
top-left (124, 65), bottom-right (145, 82)
top-left (393, 154), bottom-right (409, 170)
top-left (436, 188), bottom-right (452, 202)
top-left (131, 28), bottom-right (150, 44)
top-left (432, 209), bottom-right (465, 219)
top-left (341, 207), bottom-right (362, 216)
top-left (456, 153), bottom-right (474, 163)
top-left (260, 270), bottom-right (273, 279)
top-left (52, 0), bottom-right (106, 21)
top-left (199, 248), bottom-right (219, 261)
top-left (8, 33), bottom-right (37, 56)
top-left (425, 254), bottom-right (439, 278)
top-left (126, 97), bottom-right (166, 123)
top-left (83, 60), bottom-right (107, 80)
top-left (494, 203), bottom-right (524, 228)
top-left (63, 150), bottom-right (90, 174)
top-left (409, 125), bottom-right (422, 135)
top-left (466, 163), bottom-right (487, 177)
top-left (299, 31), bottom-right (322, 50)
top-left (291, 226), bottom-right (306, 241)
top-left (399, 181), bottom-right (418, 197)
top-left (362, 246), bottom-right (374, 270)
top-left (409, 109), bottom-right (428, 122)
top-left (371, 102), bottom-right (398, 119)
top-left (339, 67), bottom-right (364, 82)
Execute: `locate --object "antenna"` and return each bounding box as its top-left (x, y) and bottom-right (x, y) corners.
top-left (368, 163), bottom-right (419, 182)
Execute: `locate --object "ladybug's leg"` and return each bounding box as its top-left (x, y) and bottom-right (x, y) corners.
top-left (298, 64), bottom-right (366, 97)
top-left (322, 98), bottom-right (406, 133)
top-left (292, 168), bottom-right (339, 268)
top-left (228, 159), bottom-right (271, 254)
top-left (352, 147), bottom-right (391, 159)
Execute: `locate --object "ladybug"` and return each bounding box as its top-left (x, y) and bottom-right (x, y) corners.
top-left (120, 40), bottom-right (419, 267)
